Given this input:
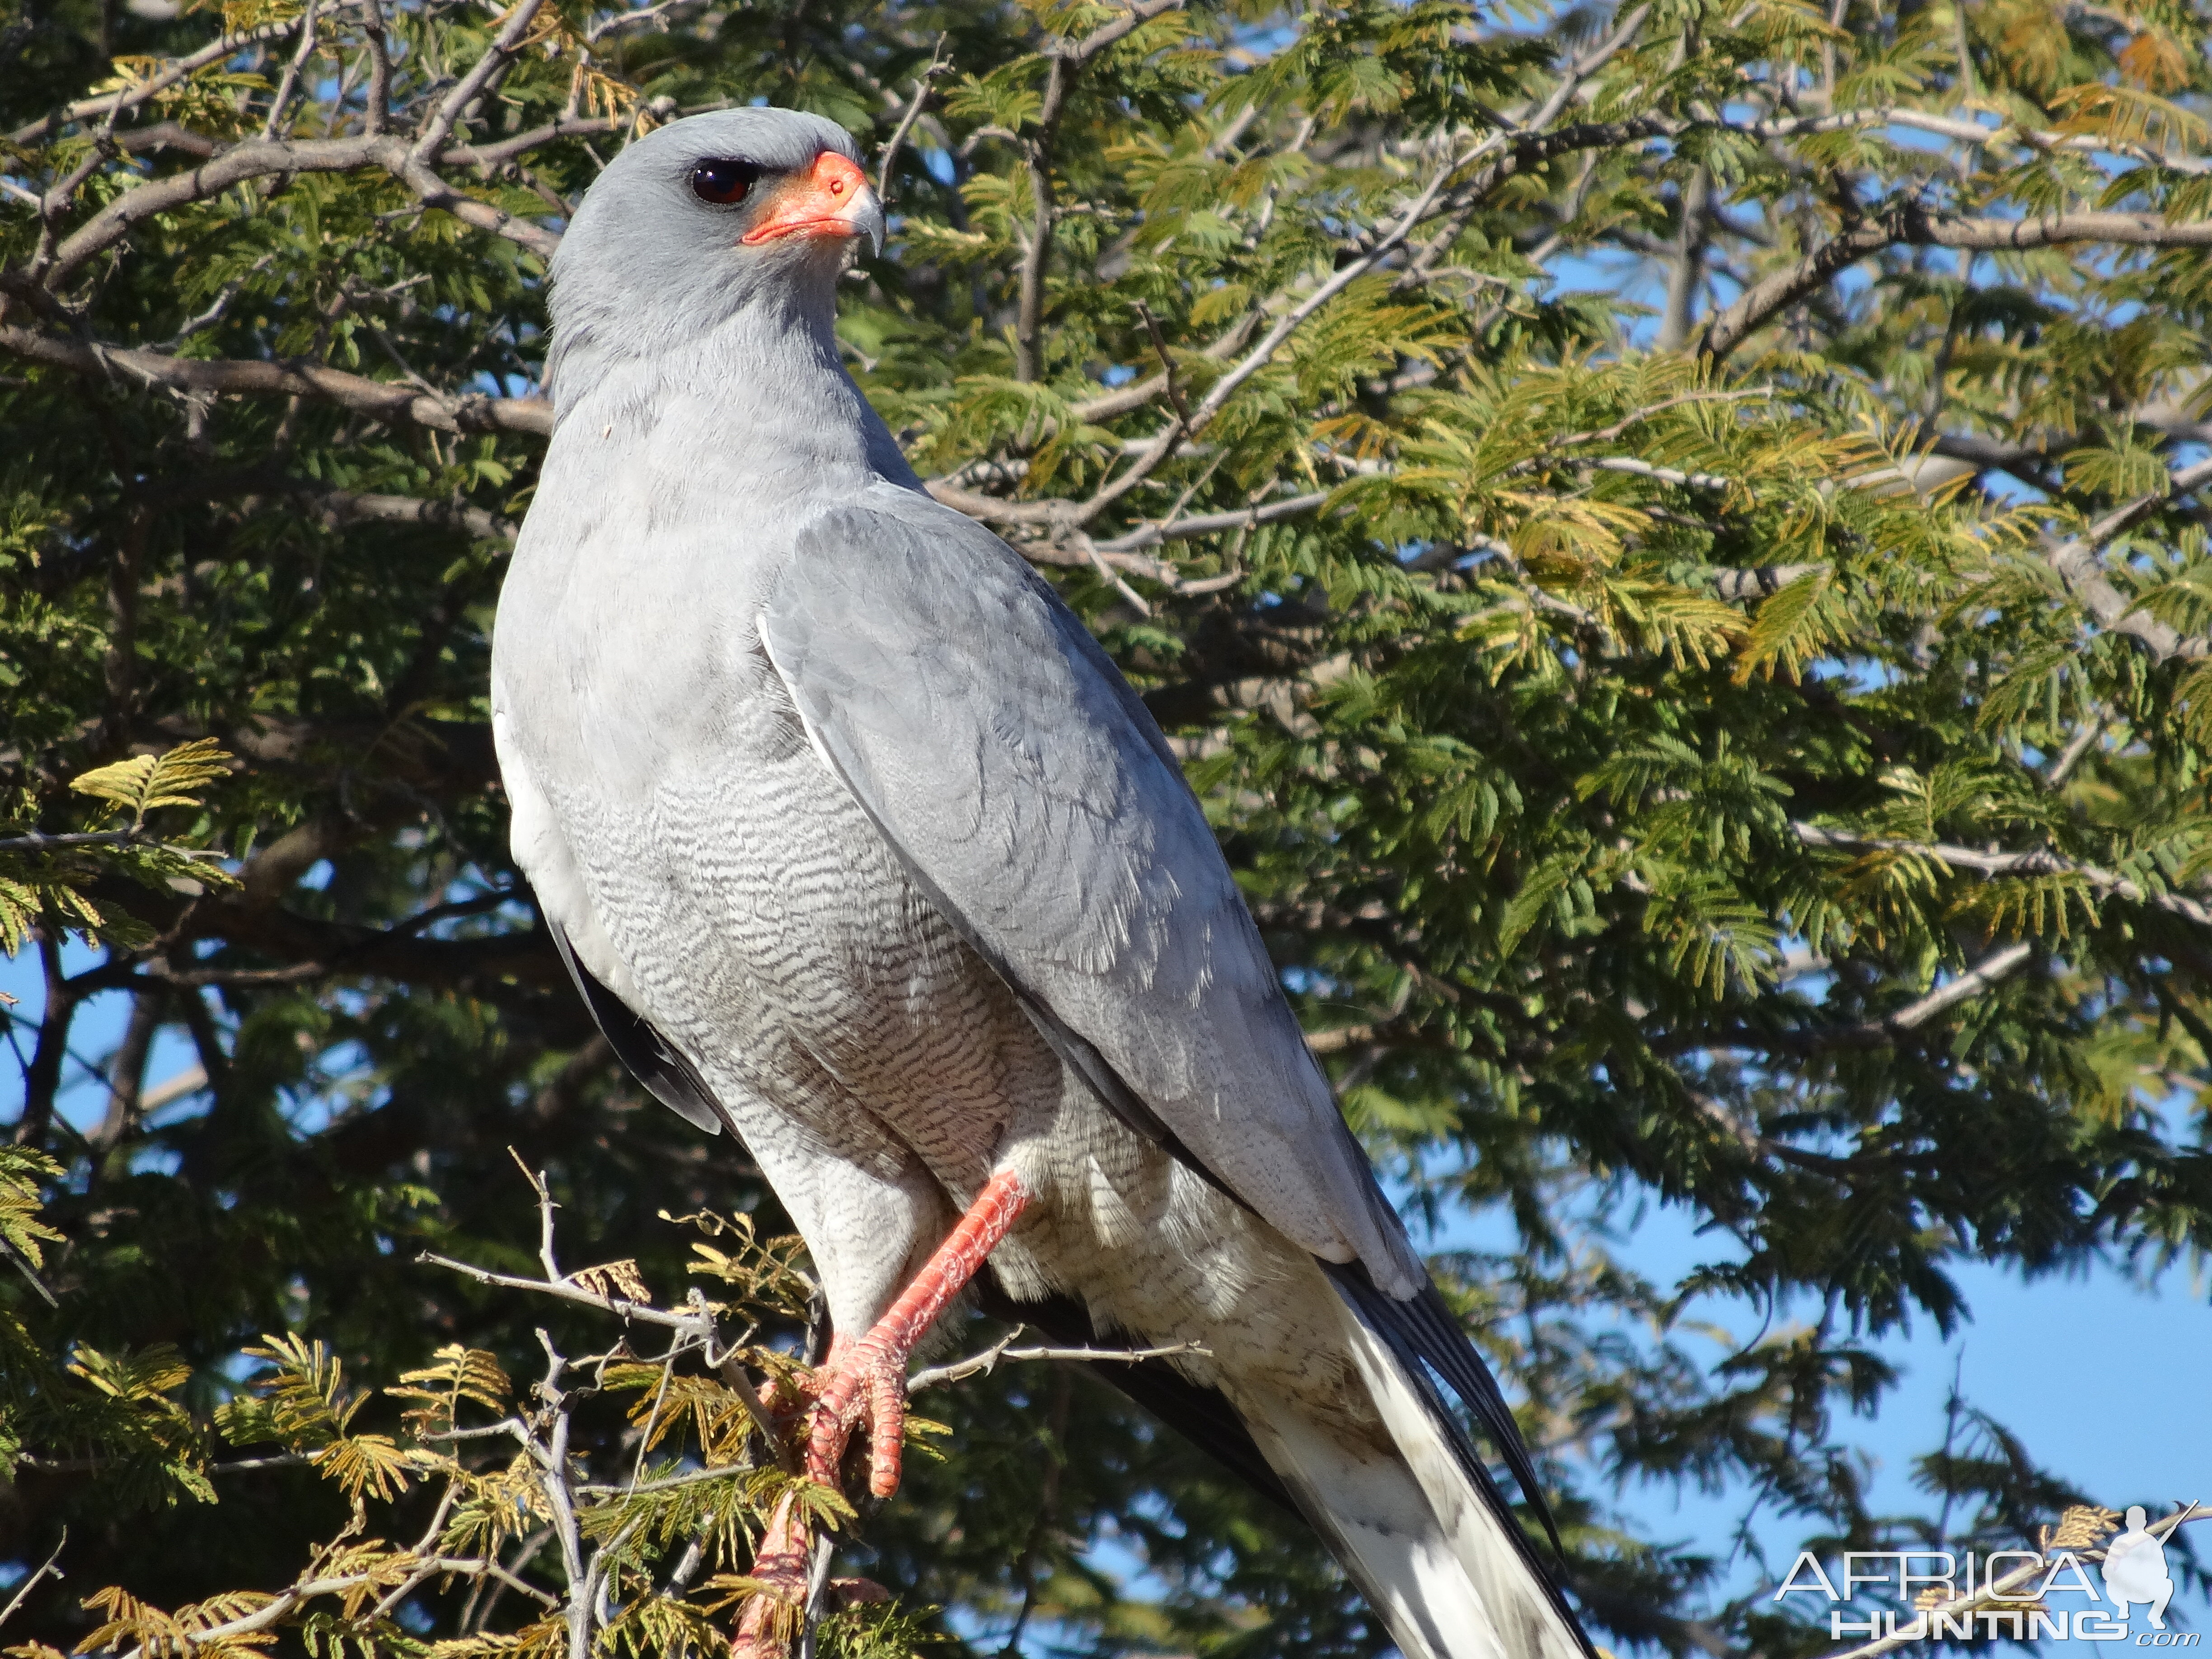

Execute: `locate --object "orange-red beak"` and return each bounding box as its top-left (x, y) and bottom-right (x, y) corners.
top-left (740, 151), bottom-right (885, 254)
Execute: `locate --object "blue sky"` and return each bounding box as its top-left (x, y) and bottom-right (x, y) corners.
top-left (1479, 1195), bottom-right (2212, 1641)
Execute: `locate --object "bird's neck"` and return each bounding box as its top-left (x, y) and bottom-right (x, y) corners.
top-left (547, 282), bottom-right (917, 494)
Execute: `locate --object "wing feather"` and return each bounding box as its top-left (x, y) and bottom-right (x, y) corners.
top-left (757, 485), bottom-right (1420, 1295)
top-left (549, 923), bottom-right (727, 1135)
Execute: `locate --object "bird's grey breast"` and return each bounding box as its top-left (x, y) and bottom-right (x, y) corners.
top-left (494, 447), bottom-right (1039, 1185)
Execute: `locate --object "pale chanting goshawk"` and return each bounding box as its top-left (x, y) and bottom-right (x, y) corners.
top-left (490, 106), bottom-right (1595, 1659)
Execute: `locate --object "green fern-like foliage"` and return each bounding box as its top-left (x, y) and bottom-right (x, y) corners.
top-left (0, 741), bottom-right (237, 955)
top-left (67, 740), bottom-right (232, 831)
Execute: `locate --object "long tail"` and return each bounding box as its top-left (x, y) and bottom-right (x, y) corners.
top-left (1235, 1270), bottom-right (1597, 1659)
top-left (977, 1275), bottom-right (1596, 1659)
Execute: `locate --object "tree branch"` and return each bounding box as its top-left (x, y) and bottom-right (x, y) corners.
top-left (1833, 940), bottom-right (2037, 1045)
top-left (409, 0), bottom-right (548, 163)
top-left (36, 112), bottom-right (566, 292)
top-left (2041, 455), bottom-right (2212, 663)
top-left (0, 322), bottom-right (553, 435)
top-left (905, 1336), bottom-right (1209, 1394)
top-left (1792, 822), bottom-right (2212, 929)
top-left (1008, 2), bottom-right (1181, 380)
top-left (7, 14), bottom-right (315, 145)
top-left (1703, 204), bottom-right (2212, 359)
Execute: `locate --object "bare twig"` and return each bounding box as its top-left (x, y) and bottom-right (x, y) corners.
top-left (1012, 0), bottom-right (1187, 380)
top-left (876, 36), bottom-right (950, 200)
top-left (2040, 455), bottom-right (2212, 664)
top-left (1792, 823), bottom-right (2212, 929)
top-left (1090, 489), bottom-right (1331, 555)
top-left (0, 828), bottom-right (215, 855)
top-left (1704, 206), bottom-right (2212, 360)
top-left (261, 0), bottom-right (326, 141)
top-left (1528, 3), bottom-right (1653, 131)
top-left (508, 1148), bottom-right (563, 1281)
top-left (906, 1336), bottom-right (1209, 1393)
top-left (528, 1331), bottom-right (594, 1659)
top-left (0, 1531), bottom-right (64, 1627)
top-left (410, 0), bottom-right (549, 164)
top-left (418, 1251), bottom-right (702, 1331)
top-left (2042, 720), bottom-right (2105, 788)
top-left (1708, 564), bottom-right (1823, 600)
top-left (1840, 940), bottom-right (2037, 1040)
top-left (9, 15), bottom-right (314, 145)
top-left (38, 116), bottom-right (565, 292)
top-left (359, 0), bottom-right (392, 134)
top-left (0, 323), bottom-right (553, 436)
top-left (99, 1557), bottom-right (552, 1659)
top-left (1076, 133), bottom-right (1476, 520)
top-left (442, 116), bottom-right (628, 169)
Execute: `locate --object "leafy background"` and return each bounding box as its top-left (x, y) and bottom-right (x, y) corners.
top-left (3, 0), bottom-right (2211, 1650)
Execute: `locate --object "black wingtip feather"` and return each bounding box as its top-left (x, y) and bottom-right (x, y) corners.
top-left (550, 923), bottom-right (730, 1137)
top-left (1321, 1261), bottom-right (1600, 1659)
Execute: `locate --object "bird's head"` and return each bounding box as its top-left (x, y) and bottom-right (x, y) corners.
top-left (545, 108), bottom-right (884, 394)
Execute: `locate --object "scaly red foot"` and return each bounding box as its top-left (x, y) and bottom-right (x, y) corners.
top-left (802, 1331), bottom-right (914, 1496)
top-left (796, 1168), bottom-right (1032, 1499)
top-left (731, 1495), bottom-right (811, 1659)
top-left (735, 1170), bottom-right (1032, 1654)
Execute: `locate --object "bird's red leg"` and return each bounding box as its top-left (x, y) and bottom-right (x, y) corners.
top-left (805, 1167), bottom-right (1032, 1498)
top-left (734, 1171), bottom-right (1031, 1658)
top-left (731, 1492), bottom-right (810, 1659)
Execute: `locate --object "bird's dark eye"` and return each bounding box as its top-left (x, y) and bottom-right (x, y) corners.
top-left (690, 158), bottom-right (762, 205)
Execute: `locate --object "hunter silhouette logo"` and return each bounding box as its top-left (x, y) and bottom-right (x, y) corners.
top-left (2106, 1509), bottom-right (2177, 1632)
top-left (1772, 1501), bottom-right (2203, 1646)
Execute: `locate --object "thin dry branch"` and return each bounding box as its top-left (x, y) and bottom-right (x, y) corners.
top-left (2041, 455), bottom-right (2212, 663)
top-left (99, 1558), bottom-right (548, 1659)
top-left (1077, 133), bottom-right (1479, 520)
top-left (1839, 940), bottom-right (2037, 1041)
top-left (906, 1336), bottom-right (1210, 1394)
top-left (0, 1532), bottom-right (66, 1630)
top-left (1523, 3), bottom-right (1653, 132)
top-left (876, 36), bottom-right (951, 200)
top-left (418, 1250), bottom-right (703, 1331)
top-left (1009, 0), bottom-right (1184, 380)
top-left (1792, 823), bottom-right (2212, 929)
top-left (444, 116), bottom-right (628, 169)
top-left (1774, 105), bottom-right (2212, 178)
top-left (0, 828), bottom-right (216, 855)
top-left (1704, 206), bottom-right (2212, 359)
top-left (1708, 564), bottom-right (1823, 600)
top-left (1091, 490), bottom-right (1331, 555)
top-left (0, 323), bottom-right (553, 436)
top-left (8, 14), bottom-right (316, 145)
top-left (37, 116), bottom-right (564, 291)
top-left (409, 0), bottom-right (550, 163)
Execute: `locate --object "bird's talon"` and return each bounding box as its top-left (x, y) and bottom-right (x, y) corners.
top-left (801, 1336), bottom-right (910, 1497)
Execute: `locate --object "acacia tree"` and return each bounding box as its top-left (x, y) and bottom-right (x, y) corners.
top-left (3, 0), bottom-right (2211, 1650)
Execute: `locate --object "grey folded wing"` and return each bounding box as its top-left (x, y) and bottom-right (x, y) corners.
top-left (757, 485), bottom-right (1420, 1297)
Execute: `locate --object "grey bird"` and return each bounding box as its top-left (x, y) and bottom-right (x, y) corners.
top-left (490, 106), bottom-right (1594, 1659)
